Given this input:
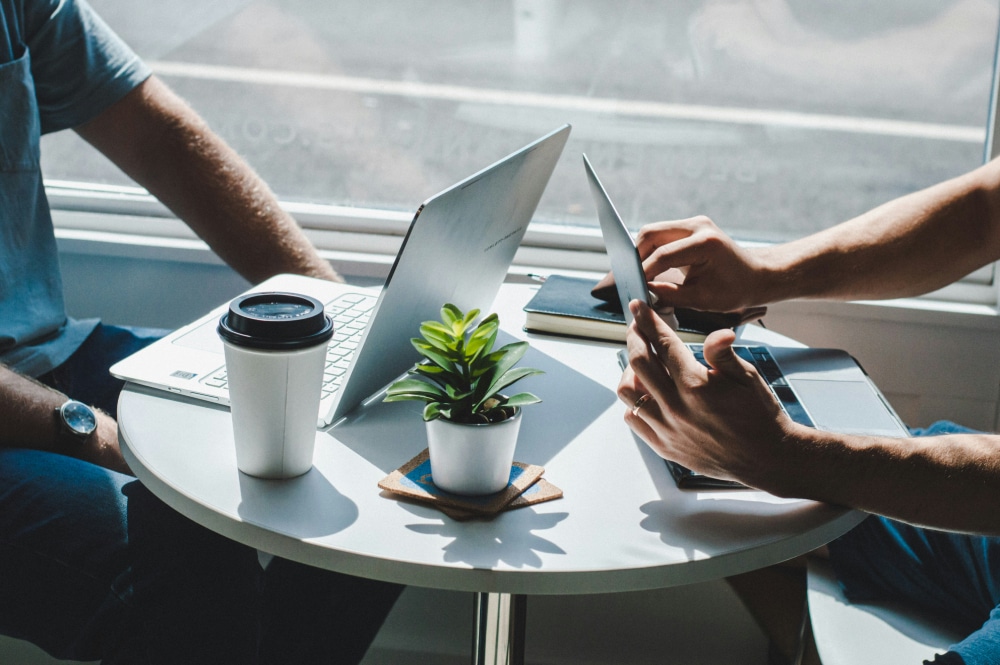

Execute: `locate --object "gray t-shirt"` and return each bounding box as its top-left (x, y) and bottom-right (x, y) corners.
top-left (0, 0), bottom-right (150, 376)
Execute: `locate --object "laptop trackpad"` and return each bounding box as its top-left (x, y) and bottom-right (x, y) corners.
top-left (790, 379), bottom-right (906, 437)
top-left (173, 321), bottom-right (224, 354)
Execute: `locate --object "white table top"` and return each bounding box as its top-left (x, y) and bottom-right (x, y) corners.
top-left (118, 282), bottom-right (864, 595)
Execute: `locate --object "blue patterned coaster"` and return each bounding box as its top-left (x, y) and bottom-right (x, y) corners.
top-left (378, 448), bottom-right (549, 517)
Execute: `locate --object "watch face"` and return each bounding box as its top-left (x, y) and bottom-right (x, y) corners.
top-left (62, 401), bottom-right (97, 437)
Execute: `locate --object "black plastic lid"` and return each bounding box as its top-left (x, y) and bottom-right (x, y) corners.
top-left (217, 292), bottom-right (333, 350)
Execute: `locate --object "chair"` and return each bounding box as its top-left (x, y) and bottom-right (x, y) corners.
top-left (806, 558), bottom-right (964, 664)
top-left (0, 635), bottom-right (97, 664)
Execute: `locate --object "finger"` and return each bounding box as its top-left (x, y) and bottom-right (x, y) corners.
top-left (652, 267), bottom-right (687, 284)
top-left (595, 218), bottom-right (705, 303)
top-left (646, 280), bottom-right (683, 306)
top-left (701, 329), bottom-right (757, 386)
top-left (652, 305), bottom-right (679, 332)
top-left (641, 233), bottom-right (715, 281)
top-left (630, 299), bottom-right (705, 383)
top-left (616, 365), bottom-right (648, 407)
top-left (623, 407), bottom-right (661, 452)
top-left (633, 217), bottom-right (708, 259)
top-left (591, 271), bottom-right (618, 302)
top-left (625, 318), bottom-right (678, 404)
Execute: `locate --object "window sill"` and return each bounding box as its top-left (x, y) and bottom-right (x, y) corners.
top-left (53, 221), bottom-right (1000, 333)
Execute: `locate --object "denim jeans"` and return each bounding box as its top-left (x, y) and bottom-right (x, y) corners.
top-left (828, 421), bottom-right (1000, 665)
top-left (0, 324), bottom-right (402, 664)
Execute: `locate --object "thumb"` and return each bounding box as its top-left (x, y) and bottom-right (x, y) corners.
top-left (591, 272), bottom-right (618, 303)
top-left (647, 281), bottom-right (702, 310)
top-left (701, 329), bottom-right (755, 385)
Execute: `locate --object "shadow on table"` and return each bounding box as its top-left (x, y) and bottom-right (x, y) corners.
top-left (331, 335), bottom-right (617, 474)
top-left (630, 431), bottom-right (844, 563)
top-left (399, 500), bottom-right (570, 570)
top-left (237, 467), bottom-right (359, 538)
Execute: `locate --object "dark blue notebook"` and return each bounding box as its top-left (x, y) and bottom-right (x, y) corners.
top-left (522, 274), bottom-right (757, 343)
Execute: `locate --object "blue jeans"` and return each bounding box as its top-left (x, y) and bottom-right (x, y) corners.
top-left (828, 421), bottom-right (1000, 665)
top-left (0, 324), bottom-right (402, 664)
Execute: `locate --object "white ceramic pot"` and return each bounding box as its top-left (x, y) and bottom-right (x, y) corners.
top-left (425, 408), bottom-right (522, 495)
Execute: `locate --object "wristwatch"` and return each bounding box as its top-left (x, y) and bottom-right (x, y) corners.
top-left (55, 400), bottom-right (98, 441)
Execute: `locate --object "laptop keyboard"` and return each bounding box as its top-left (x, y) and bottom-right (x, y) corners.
top-left (688, 344), bottom-right (814, 427)
top-left (201, 292), bottom-right (378, 398)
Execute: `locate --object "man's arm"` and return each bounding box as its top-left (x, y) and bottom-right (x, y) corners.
top-left (619, 300), bottom-right (1000, 536)
top-left (600, 158), bottom-right (1000, 312)
top-left (75, 76), bottom-right (340, 285)
top-left (0, 365), bottom-right (129, 474)
top-left (754, 158), bottom-right (1000, 303)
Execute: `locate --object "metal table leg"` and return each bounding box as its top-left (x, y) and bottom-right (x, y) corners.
top-left (472, 592), bottom-right (526, 665)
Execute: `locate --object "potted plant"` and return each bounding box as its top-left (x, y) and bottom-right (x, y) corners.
top-left (384, 303), bottom-right (543, 495)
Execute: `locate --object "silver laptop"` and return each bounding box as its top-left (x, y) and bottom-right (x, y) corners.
top-left (583, 154), bottom-right (907, 486)
top-left (111, 124), bottom-right (571, 427)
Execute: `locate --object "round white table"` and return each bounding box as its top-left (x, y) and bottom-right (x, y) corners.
top-left (118, 283), bottom-right (865, 664)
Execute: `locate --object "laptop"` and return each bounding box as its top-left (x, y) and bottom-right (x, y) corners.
top-left (111, 124), bottom-right (571, 427)
top-left (582, 153), bottom-right (909, 488)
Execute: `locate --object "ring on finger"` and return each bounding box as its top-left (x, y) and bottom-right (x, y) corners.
top-left (631, 393), bottom-right (652, 416)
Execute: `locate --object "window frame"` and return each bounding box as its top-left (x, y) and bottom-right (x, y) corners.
top-left (46, 5), bottom-right (1000, 312)
top-left (47, 172), bottom-right (1000, 310)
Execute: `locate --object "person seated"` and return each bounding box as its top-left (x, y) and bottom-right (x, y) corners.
top-left (1, 0), bottom-right (400, 662)
top-left (608, 157), bottom-right (1000, 665)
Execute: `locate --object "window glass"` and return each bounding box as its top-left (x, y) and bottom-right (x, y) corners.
top-left (42, 0), bottom-right (997, 242)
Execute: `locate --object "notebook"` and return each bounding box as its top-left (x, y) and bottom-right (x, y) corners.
top-left (522, 273), bottom-right (754, 343)
top-left (585, 154), bottom-right (910, 489)
top-left (111, 124), bottom-right (571, 427)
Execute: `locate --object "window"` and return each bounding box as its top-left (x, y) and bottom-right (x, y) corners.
top-left (45, 1), bottom-right (1000, 296)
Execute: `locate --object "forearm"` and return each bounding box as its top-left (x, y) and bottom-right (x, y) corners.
top-left (752, 159), bottom-right (1000, 303)
top-left (0, 366), bottom-right (127, 473)
top-left (763, 426), bottom-right (1000, 535)
top-left (76, 77), bottom-right (340, 285)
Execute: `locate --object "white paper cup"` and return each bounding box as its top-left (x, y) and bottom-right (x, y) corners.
top-left (218, 292), bottom-right (332, 479)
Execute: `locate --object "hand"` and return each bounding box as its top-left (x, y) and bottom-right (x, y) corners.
top-left (617, 299), bottom-right (794, 488)
top-left (594, 216), bottom-right (767, 313)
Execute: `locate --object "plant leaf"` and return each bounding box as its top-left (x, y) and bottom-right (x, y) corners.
top-left (503, 392), bottom-right (542, 407)
top-left (470, 348), bottom-right (505, 373)
top-left (420, 319), bottom-right (455, 337)
top-left (412, 363), bottom-right (446, 375)
top-left (412, 339), bottom-right (457, 371)
top-left (382, 302), bottom-right (542, 418)
top-left (413, 364), bottom-right (466, 394)
top-left (484, 366), bottom-right (544, 400)
top-left (422, 402), bottom-right (444, 421)
top-left (460, 307), bottom-right (482, 330)
top-left (440, 304), bottom-right (464, 327)
top-left (385, 378), bottom-right (448, 402)
top-left (418, 323), bottom-right (457, 351)
top-left (466, 316), bottom-right (498, 360)
top-left (474, 341), bottom-right (528, 381)
top-left (494, 340), bottom-right (529, 365)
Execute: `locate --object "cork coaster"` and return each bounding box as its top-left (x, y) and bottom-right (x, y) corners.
top-left (378, 448), bottom-right (558, 518)
top-left (437, 478), bottom-right (564, 521)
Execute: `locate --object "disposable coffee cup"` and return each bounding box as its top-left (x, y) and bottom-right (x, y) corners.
top-left (218, 291), bottom-right (333, 479)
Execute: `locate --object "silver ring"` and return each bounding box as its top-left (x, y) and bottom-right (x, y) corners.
top-left (631, 393), bottom-right (652, 416)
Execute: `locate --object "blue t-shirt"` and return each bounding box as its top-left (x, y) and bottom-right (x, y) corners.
top-left (0, 0), bottom-right (150, 376)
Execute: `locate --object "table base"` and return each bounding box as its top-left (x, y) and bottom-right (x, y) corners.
top-left (473, 592), bottom-right (526, 665)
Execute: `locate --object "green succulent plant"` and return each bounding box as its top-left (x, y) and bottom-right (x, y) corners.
top-left (384, 303), bottom-right (543, 424)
